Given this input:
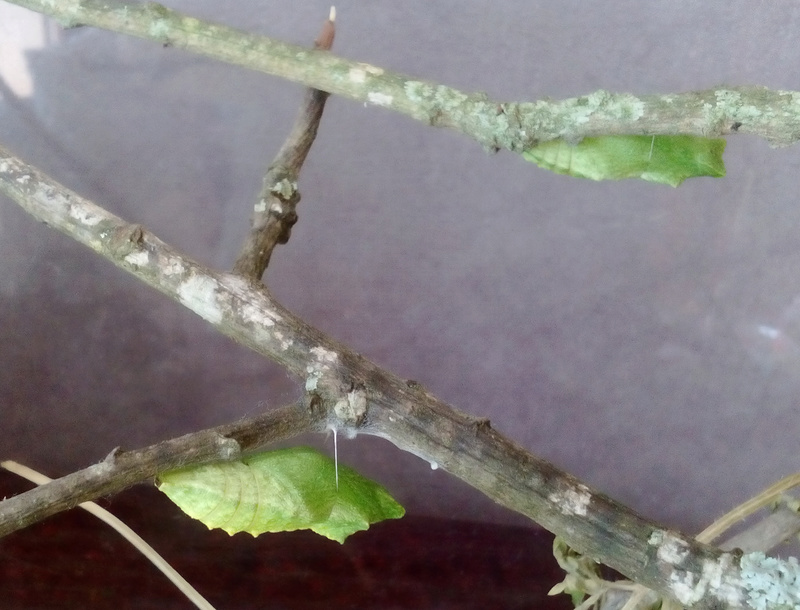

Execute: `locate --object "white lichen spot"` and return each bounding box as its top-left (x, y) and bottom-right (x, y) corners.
top-left (274, 331), bottom-right (293, 351)
top-left (177, 275), bottom-right (222, 324)
top-left (368, 92), bottom-right (393, 107)
top-left (68, 205), bottom-right (102, 226)
top-left (656, 532), bottom-right (690, 565)
top-left (269, 201), bottom-right (284, 215)
top-left (570, 90), bottom-right (643, 126)
top-left (665, 553), bottom-right (742, 608)
top-left (310, 346), bottom-right (339, 365)
top-left (356, 63), bottom-right (384, 76)
top-left (613, 93), bottom-right (645, 121)
top-left (124, 251), bottom-right (149, 267)
top-left (349, 68), bottom-right (367, 83)
top-left (163, 258), bottom-right (185, 276)
top-left (239, 300), bottom-right (276, 327)
top-left (254, 199), bottom-right (267, 213)
top-left (703, 555), bottom-right (741, 607)
top-left (715, 89), bottom-right (742, 106)
top-left (669, 569), bottom-right (700, 606)
top-left (15, 174), bottom-right (30, 185)
top-left (0, 161), bottom-right (9, 173)
top-left (740, 552), bottom-right (800, 610)
top-left (548, 484), bottom-right (591, 516)
top-left (648, 530), bottom-right (665, 546)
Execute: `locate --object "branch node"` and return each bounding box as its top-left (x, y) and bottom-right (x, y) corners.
top-left (472, 417), bottom-right (492, 434)
top-left (109, 223), bottom-right (144, 256)
top-left (332, 386), bottom-right (368, 432)
top-left (214, 435), bottom-right (241, 461)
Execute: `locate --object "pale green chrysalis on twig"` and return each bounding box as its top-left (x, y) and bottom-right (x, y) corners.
top-left (523, 134), bottom-right (726, 187)
top-left (157, 447), bottom-right (404, 543)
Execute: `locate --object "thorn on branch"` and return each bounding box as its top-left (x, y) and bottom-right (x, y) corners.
top-left (232, 8), bottom-right (336, 280)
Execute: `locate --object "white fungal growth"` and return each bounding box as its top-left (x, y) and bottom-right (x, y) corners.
top-left (177, 275), bottom-right (222, 324)
top-left (15, 174), bottom-right (30, 184)
top-left (367, 92), bottom-right (393, 107)
top-left (740, 552), bottom-right (800, 610)
top-left (254, 199), bottom-right (267, 213)
top-left (548, 484), bottom-right (591, 516)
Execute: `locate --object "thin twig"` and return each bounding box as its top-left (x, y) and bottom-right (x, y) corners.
top-left (0, 401), bottom-right (320, 537)
top-left (1, 460), bottom-right (217, 610)
top-left (6, 0), bottom-right (800, 149)
top-left (696, 473), bottom-right (800, 545)
top-left (233, 7), bottom-right (336, 279)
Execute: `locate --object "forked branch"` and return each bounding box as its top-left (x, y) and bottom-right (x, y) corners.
top-left (0, 143), bottom-right (781, 609)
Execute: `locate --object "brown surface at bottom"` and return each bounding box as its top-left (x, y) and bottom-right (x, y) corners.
top-left (0, 471), bottom-right (572, 609)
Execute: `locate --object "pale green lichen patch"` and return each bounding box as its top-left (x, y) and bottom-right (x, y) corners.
top-left (711, 89), bottom-right (764, 126)
top-left (270, 178), bottom-right (297, 199)
top-left (740, 552), bottom-right (800, 610)
top-left (148, 18), bottom-right (171, 39)
top-left (404, 80), bottom-right (434, 103)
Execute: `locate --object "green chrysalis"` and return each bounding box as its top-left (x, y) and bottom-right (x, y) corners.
top-left (157, 446), bottom-right (404, 543)
top-left (523, 134), bottom-right (726, 187)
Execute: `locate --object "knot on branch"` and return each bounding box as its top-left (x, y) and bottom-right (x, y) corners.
top-left (304, 347), bottom-right (368, 437)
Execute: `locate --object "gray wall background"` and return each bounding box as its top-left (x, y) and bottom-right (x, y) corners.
top-left (2, 1), bottom-right (800, 534)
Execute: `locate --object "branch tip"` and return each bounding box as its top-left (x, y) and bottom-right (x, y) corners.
top-left (315, 10), bottom-right (335, 50)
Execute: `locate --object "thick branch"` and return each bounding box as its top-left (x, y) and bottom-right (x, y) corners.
top-left (0, 146), bottom-right (784, 609)
top-left (0, 402), bottom-right (321, 537)
top-left (7, 0), bottom-right (800, 149)
top-left (232, 8), bottom-right (335, 279)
